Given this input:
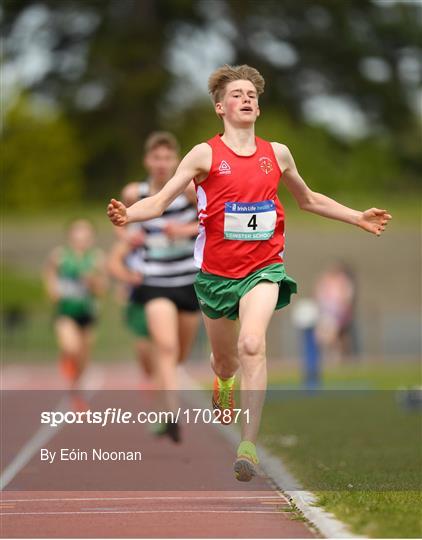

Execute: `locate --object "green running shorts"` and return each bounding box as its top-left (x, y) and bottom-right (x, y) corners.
top-left (194, 263), bottom-right (297, 320)
top-left (125, 302), bottom-right (149, 338)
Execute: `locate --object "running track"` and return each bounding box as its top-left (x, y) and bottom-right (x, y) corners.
top-left (1, 363), bottom-right (316, 538)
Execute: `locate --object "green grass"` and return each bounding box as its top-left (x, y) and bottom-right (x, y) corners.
top-left (317, 491), bottom-right (421, 538)
top-left (1, 264), bottom-right (45, 308)
top-left (262, 366), bottom-right (422, 538)
top-left (268, 362), bottom-right (421, 389)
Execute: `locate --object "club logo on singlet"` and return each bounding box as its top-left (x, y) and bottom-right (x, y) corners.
top-left (218, 160), bottom-right (231, 175)
top-left (259, 156), bottom-right (273, 175)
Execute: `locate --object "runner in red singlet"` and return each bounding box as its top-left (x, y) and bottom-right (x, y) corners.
top-left (195, 134), bottom-right (286, 277)
top-left (107, 64), bottom-right (391, 482)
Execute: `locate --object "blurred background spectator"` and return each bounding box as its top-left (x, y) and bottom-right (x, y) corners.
top-left (314, 262), bottom-right (358, 364)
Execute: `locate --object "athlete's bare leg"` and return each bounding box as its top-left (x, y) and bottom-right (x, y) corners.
top-left (145, 298), bottom-right (179, 409)
top-left (177, 311), bottom-right (201, 364)
top-left (238, 282), bottom-right (279, 443)
top-left (81, 326), bottom-right (95, 356)
top-left (55, 317), bottom-right (85, 385)
top-left (66, 327), bottom-right (94, 408)
top-left (202, 314), bottom-right (239, 379)
top-left (135, 338), bottom-right (155, 378)
top-left (79, 327), bottom-right (95, 386)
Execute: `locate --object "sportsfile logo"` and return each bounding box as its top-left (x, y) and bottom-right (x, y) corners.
top-left (218, 160), bottom-right (231, 175)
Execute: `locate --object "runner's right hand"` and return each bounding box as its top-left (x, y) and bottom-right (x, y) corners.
top-left (127, 272), bottom-right (143, 286)
top-left (107, 199), bottom-right (128, 226)
top-left (127, 227), bottom-right (146, 248)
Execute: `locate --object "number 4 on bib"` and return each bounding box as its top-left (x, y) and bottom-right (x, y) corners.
top-left (248, 215), bottom-right (258, 230)
top-left (224, 200), bottom-right (276, 241)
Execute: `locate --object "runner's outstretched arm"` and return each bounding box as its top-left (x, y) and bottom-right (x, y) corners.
top-left (272, 143), bottom-right (392, 236)
top-left (107, 144), bottom-right (209, 226)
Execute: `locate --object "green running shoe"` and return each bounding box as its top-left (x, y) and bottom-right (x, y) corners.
top-left (234, 441), bottom-right (259, 482)
top-left (212, 375), bottom-right (235, 424)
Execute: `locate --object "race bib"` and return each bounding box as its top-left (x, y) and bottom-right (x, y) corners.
top-left (224, 200), bottom-right (276, 241)
top-left (58, 278), bottom-right (88, 299)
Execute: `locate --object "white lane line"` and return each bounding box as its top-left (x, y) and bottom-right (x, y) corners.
top-left (0, 367), bottom-right (105, 491)
top-left (2, 496), bottom-right (284, 503)
top-left (80, 505), bottom-right (284, 513)
top-left (0, 405), bottom-right (66, 491)
top-left (1, 510), bottom-right (280, 516)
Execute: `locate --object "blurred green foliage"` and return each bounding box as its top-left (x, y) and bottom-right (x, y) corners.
top-left (0, 98), bottom-right (411, 212)
top-left (2, 264), bottom-right (45, 309)
top-left (2, 0), bottom-right (421, 208)
top-left (168, 104), bottom-right (403, 196)
top-left (2, 96), bottom-right (84, 210)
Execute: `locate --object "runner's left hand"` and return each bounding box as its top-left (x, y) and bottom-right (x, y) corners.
top-left (357, 208), bottom-right (392, 236)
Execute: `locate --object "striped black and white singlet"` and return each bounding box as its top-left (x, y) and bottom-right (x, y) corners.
top-left (125, 182), bottom-right (198, 287)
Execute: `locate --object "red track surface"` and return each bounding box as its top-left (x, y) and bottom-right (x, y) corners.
top-left (1, 364), bottom-right (316, 538)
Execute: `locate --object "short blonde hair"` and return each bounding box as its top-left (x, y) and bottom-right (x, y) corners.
top-left (208, 64), bottom-right (265, 104)
top-left (144, 131), bottom-right (180, 155)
